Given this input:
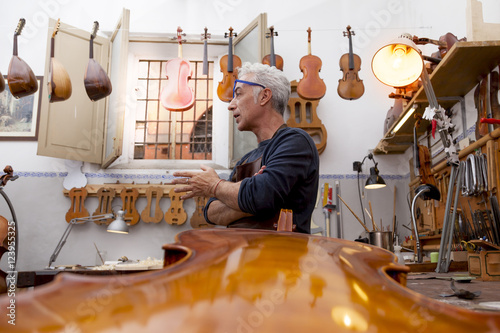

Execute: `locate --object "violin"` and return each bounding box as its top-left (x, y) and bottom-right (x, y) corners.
top-left (418, 144), bottom-right (436, 186)
top-left (84, 21), bottom-right (112, 102)
top-left (337, 25), bottom-right (364, 100)
top-left (201, 27), bottom-right (211, 76)
top-left (297, 27), bottom-right (326, 100)
top-left (262, 26), bottom-right (283, 70)
top-left (7, 18), bottom-right (38, 99)
top-left (490, 70), bottom-right (500, 129)
top-left (3, 228), bottom-right (500, 331)
top-left (160, 26), bottom-right (195, 111)
top-left (217, 27), bottom-right (242, 102)
top-left (413, 117), bottom-right (435, 186)
top-left (48, 19), bottom-right (72, 103)
top-left (475, 76), bottom-right (488, 139)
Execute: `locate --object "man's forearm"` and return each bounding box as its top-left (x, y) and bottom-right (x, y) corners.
top-left (206, 199), bottom-right (252, 226)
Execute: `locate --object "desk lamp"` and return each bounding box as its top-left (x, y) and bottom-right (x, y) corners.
top-left (410, 184), bottom-right (440, 263)
top-left (48, 210), bottom-right (129, 268)
top-left (372, 34), bottom-right (460, 272)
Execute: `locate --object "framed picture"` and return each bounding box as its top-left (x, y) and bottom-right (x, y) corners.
top-left (0, 75), bottom-right (43, 141)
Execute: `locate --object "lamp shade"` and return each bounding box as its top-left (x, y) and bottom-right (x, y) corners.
top-left (371, 35), bottom-right (424, 88)
top-left (365, 167), bottom-right (386, 189)
top-left (107, 210), bottom-right (129, 234)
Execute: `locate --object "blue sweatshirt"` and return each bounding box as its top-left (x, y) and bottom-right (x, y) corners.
top-left (205, 126), bottom-right (319, 233)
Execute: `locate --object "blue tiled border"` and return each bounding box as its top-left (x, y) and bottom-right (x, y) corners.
top-left (14, 171), bottom-right (409, 181)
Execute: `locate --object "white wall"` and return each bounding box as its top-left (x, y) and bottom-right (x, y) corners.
top-left (0, 0), bottom-right (494, 270)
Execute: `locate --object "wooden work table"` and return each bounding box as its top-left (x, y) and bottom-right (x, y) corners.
top-left (16, 268), bottom-right (154, 288)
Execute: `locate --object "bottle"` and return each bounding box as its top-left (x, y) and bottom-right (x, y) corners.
top-left (394, 245), bottom-right (405, 265)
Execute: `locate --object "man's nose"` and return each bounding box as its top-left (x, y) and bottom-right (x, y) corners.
top-left (228, 99), bottom-right (236, 111)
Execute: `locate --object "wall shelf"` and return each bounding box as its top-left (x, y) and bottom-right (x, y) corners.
top-left (374, 40), bottom-right (500, 155)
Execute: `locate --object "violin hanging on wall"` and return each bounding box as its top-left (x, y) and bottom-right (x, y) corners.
top-left (217, 27), bottom-right (241, 102)
top-left (337, 25), bottom-right (364, 100)
top-left (48, 19), bottom-right (72, 103)
top-left (7, 18), bottom-right (38, 99)
top-left (297, 27), bottom-right (326, 100)
top-left (262, 26), bottom-right (283, 70)
top-left (161, 27), bottom-right (195, 112)
top-left (84, 21), bottom-right (112, 101)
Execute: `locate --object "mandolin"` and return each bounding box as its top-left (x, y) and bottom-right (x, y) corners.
top-left (7, 18), bottom-right (38, 99)
top-left (217, 27), bottom-right (242, 102)
top-left (84, 21), bottom-right (112, 102)
top-left (337, 25), bottom-right (364, 100)
top-left (0, 73), bottom-right (4, 93)
top-left (297, 27), bottom-right (326, 100)
top-left (262, 26), bottom-right (283, 70)
top-left (201, 27), bottom-right (211, 76)
top-left (48, 19), bottom-right (72, 103)
top-left (160, 27), bottom-right (195, 112)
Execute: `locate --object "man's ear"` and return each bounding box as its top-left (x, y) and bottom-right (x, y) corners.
top-left (259, 88), bottom-right (272, 106)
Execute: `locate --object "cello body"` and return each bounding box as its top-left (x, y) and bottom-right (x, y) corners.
top-left (2, 228), bottom-right (499, 332)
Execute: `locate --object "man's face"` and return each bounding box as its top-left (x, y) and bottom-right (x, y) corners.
top-left (228, 75), bottom-right (262, 131)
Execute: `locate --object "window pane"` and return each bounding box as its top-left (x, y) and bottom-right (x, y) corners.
top-left (134, 59), bottom-right (213, 161)
top-left (148, 80), bottom-right (160, 100)
top-left (150, 62), bottom-right (161, 78)
top-left (138, 61), bottom-right (149, 78)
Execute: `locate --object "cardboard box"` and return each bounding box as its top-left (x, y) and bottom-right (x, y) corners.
top-left (468, 251), bottom-right (500, 281)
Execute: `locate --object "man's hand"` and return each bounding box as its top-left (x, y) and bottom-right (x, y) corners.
top-left (172, 164), bottom-right (221, 200)
top-left (254, 165), bottom-right (266, 176)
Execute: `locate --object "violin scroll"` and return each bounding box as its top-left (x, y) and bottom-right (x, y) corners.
top-left (0, 166), bottom-right (18, 187)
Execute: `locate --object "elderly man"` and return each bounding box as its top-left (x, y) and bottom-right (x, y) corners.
top-left (173, 62), bottom-right (319, 233)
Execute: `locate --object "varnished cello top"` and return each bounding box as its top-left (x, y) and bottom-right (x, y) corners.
top-left (2, 228), bottom-right (499, 332)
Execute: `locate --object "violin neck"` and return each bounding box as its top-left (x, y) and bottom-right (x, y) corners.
top-left (270, 35), bottom-right (276, 67)
top-left (203, 40), bottom-right (208, 75)
top-left (348, 34), bottom-right (354, 70)
top-left (50, 37), bottom-right (55, 58)
top-left (178, 43), bottom-right (183, 58)
top-left (89, 38), bottom-right (94, 59)
top-left (307, 40), bottom-right (311, 56)
top-left (228, 36), bottom-right (233, 72)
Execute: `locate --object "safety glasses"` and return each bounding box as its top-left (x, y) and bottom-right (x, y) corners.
top-left (232, 79), bottom-right (266, 98)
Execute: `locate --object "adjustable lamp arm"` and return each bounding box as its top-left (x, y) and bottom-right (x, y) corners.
top-left (47, 214), bottom-right (113, 268)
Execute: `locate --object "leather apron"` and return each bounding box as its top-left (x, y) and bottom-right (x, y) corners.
top-left (227, 125), bottom-right (287, 230)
